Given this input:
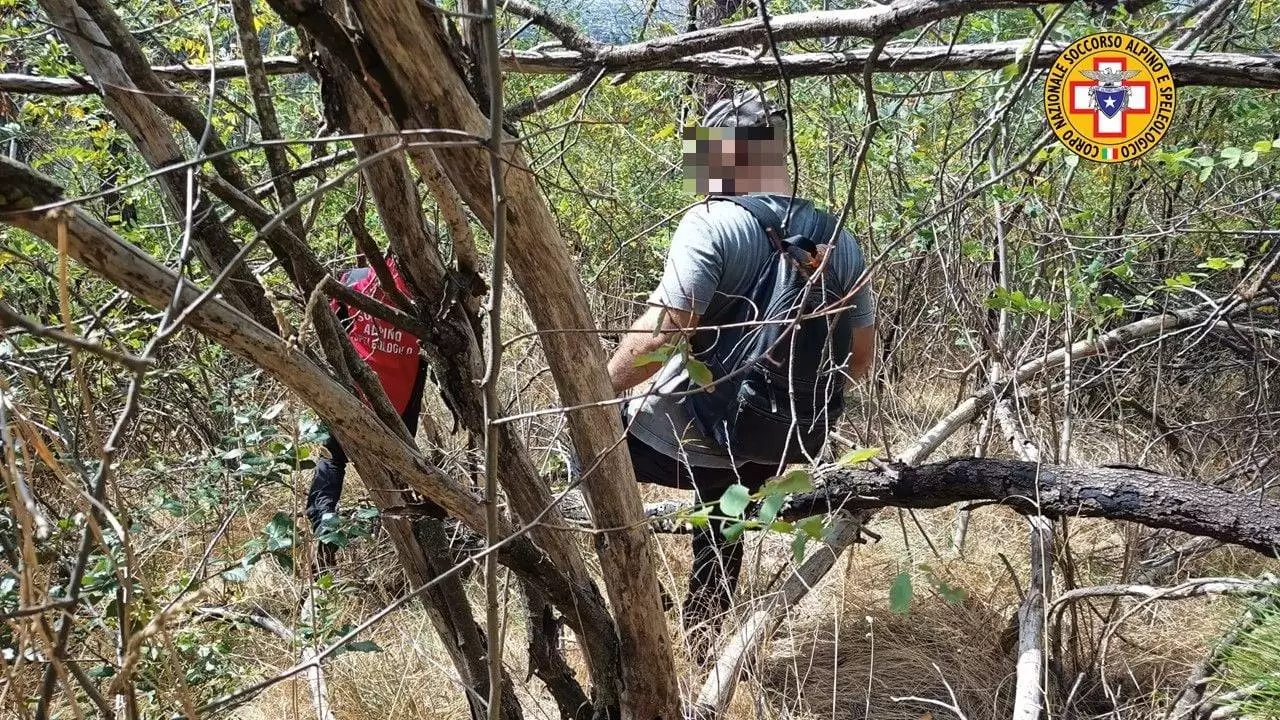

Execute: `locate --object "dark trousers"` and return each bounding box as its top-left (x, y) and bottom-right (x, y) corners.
top-left (306, 364), bottom-right (428, 535)
top-left (626, 434), bottom-right (776, 633)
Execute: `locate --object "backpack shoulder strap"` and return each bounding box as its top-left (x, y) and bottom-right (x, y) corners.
top-left (710, 195), bottom-right (793, 259)
top-left (715, 195), bottom-right (785, 235)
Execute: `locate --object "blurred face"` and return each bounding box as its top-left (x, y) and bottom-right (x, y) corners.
top-left (683, 124), bottom-right (788, 195)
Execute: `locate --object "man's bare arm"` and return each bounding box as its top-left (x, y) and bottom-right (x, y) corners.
top-left (848, 324), bottom-right (875, 380)
top-left (606, 305), bottom-right (700, 393)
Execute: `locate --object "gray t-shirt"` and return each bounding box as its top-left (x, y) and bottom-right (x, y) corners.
top-left (625, 193), bottom-right (875, 468)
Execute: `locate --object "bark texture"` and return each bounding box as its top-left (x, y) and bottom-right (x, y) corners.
top-left (263, 0), bottom-right (681, 713)
top-left (788, 459), bottom-right (1280, 558)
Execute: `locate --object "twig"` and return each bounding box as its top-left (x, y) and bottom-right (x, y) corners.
top-left (479, 0), bottom-right (509, 715)
top-left (0, 301), bottom-right (154, 373)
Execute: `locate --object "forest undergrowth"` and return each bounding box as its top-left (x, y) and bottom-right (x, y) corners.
top-left (2, 0), bottom-right (1278, 717)
top-left (131, 354), bottom-right (1260, 720)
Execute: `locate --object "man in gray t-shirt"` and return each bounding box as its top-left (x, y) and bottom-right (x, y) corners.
top-left (605, 90), bottom-right (875, 660)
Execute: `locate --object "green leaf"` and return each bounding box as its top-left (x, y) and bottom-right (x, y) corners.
top-left (1252, 139), bottom-right (1273, 154)
top-left (798, 516), bottom-right (826, 540)
top-left (1199, 256), bottom-right (1244, 271)
top-left (1095, 293), bottom-right (1125, 314)
top-left (837, 447), bottom-right (880, 466)
top-left (889, 571), bottom-right (914, 614)
top-left (960, 239), bottom-right (986, 261)
top-left (762, 468), bottom-right (813, 496)
top-left (344, 640), bottom-right (382, 653)
top-left (1163, 272), bottom-right (1198, 289)
top-left (1220, 146), bottom-right (1242, 168)
top-left (791, 532), bottom-right (809, 564)
top-left (719, 484), bottom-right (751, 518)
top-left (263, 512), bottom-right (295, 552)
top-left (685, 357), bottom-right (714, 387)
top-left (759, 493), bottom-right (786, 525)
top-left (722, 520), bottom-right (751, 542)
top-left (633, 347), bottom-right (673, 367)
top-left (1242, 150), bottom-right (1260, 168)
top-left (935, 581), bottom-right (967, 605)
top-left (684, 505), bottom-right (712, 529)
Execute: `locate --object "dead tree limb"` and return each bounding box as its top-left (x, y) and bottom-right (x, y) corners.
top-left (4, 43), bottom-right (1277, 96)
top-left (1013, 517), bottom-right (1054, 720)
top-left (788, 459), bottom-right (1280, 559)
top-left (305, 32), bottom-right (621, 707)
top-left (502, 42), bottom-right (1280, 88)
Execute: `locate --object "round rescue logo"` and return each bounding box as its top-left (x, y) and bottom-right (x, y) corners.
top-left (1044, 32), bottom-right (1176, 163)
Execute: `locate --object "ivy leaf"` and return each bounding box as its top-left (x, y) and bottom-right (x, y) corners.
top-left (889, 571), bottom-right (914, 614)
top-left (838, 447), bottom-right (881, 466)
top-left (685, 357), bottom-right (714, 387)
top-left (719, 484), bottom-right (751, 518)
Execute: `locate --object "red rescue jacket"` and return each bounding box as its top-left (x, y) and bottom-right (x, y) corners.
top-left (333, 259), bottom-right (422, 415)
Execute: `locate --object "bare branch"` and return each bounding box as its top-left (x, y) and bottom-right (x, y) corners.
top-left (4, 43), bottom-right (1276, 97)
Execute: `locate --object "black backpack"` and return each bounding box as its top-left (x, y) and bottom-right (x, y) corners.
top-left (683, 195), bottom-right (855, 465)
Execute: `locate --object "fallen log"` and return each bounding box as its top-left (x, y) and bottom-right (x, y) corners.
top-left (563, 458), bottom-right (1280, 560)
top-left (786, 459), bottom-right (1280, 559)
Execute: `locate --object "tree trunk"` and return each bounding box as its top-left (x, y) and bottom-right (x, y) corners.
top-left (264, 0), bottom-right (681, 714)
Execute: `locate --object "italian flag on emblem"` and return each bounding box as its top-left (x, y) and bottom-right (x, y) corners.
top-left (1101, 147), bottom-right (1119, 160)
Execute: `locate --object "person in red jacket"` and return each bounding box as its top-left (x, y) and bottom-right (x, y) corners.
top-left (307, 253), bottom-right (432, 565)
